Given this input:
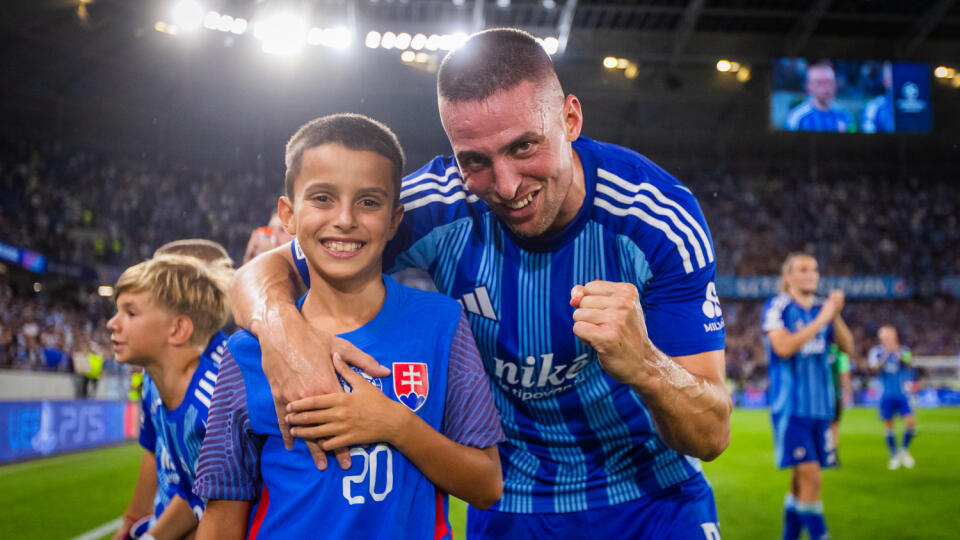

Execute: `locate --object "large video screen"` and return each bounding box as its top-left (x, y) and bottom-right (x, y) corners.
top-left (771, 58), bottom-right (932, 133)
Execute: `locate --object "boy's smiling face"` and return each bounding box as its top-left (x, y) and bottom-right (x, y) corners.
top-left (107, 291), bottom-right (174, 366)
top-left (279, 143), bottom-right (403, 286)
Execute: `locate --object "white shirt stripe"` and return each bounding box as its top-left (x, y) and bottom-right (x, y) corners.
top-left (401, 166), bottom-right (459, 190)
top-left (400, 176), bottom-right (467, 201)
top-left (593, 197), bottom-right (695, 273)
top-left (193, 388), bottom-right (211, 409)
top-left (403, 189), bottom-right (479, 212)
top-left (597, 168), bottom-right (714, 263)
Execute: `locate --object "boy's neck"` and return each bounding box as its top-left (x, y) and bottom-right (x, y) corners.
top-left (302, 268), bottom-right (387, 335)
top-left (143, 346), bottom-right (202, 410)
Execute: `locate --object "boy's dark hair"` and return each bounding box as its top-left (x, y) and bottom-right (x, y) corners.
top-left (438, 28), bottom-right (558, 103)
top-left (284, 113), bottom-right (405, 203)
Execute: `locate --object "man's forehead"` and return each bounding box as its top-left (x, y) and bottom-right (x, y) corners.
top-left (441, 86), bottom-right (554, 148)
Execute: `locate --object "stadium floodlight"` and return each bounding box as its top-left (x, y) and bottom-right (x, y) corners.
top-left (98, 285), bottom-right (115, 297)
top-left (366, 31), bottom-right (382, 48)
top-left (933, 66), bottom-right (948, 78)
top-left (497, 0), bottom-right (510, 6)
top-left (324, 27), bottom-right (352, 50)
top-left (541, 37), bottom-right (559, 55)
top-left (307, 27), bottom-right (325, 46)
top-left (624, 63), bottom-right (638, 79)
top-left (542, 0), bottom-right (556, 8)
top-left (729, 61), bottom-right (741, 72)
top-left (231, 17), bottom-right (248, 35)
top-left (203, 11), bottom-right (220, 30)
top-left (453, 0), bottom-right (465, 5)
top-left (411, 33), bottom-right (427, 50)
top-left (217, 15), bottom-right (234, 32)
top-left (415, 52), bottom-right (429, 63)
top-left (381, 31), bottom-right (397, 49)
top-left (716, 59), bottom-right (732, 72)
top-left (438, 34), bottom-right (455, 50)
top-left (396, 32), bottom-right (412, 50)
top-left (603, 56), bottom-right (618, 69)
top-left (172, 0), bottom-right (204, 31)
top-left (452, 31), bottom-right (469, 49)
top-left (426, 34), bottom-right (441, 51)
top-left (255, 12), bottom-right (308, 57)
top-left (616, 58), bottom-right (629, 70)
top-left (953, 75), bottom-right (960, 89)
top-left (401, 50), bottom-right (416, 63)
top-left (736, 66), bottom-right (751, 82)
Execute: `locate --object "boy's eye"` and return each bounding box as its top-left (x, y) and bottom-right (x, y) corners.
top-left (359, 199), bottom-right (381, 208)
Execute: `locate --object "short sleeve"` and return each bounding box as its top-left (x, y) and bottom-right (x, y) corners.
top-left (762, 296), bottom-right (789, 333)
top-left (193, 350), bottom-right (263, 501)
top-left (867, 347), bottom-right (881, 368)
top-left (138, 379), bottom-right (157, 451)
top-left (440, 313), bottom-right (504, 448)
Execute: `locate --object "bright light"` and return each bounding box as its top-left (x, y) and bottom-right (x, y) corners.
top-left (952, 74), bottom-right (960, 88)
top-left (217, 15), bottom-right (234, 32)
top-left (616, 58), bottom-right (629, 70)
top-left (307, 28), bottom-right (325, 46)
top-left (729, 61), bottom-right (741, 72)
top-left (231, 17), bottom-right (248, 35)
top-left (255, 13), bottom-right (308, 57)
top-left (33, 282), bottom-right (42, 293)
top-left (324, 27), bottom-right (352, 50)
top-left (401, 50), bottom-right (416, 62)
top-left (625, 63), bottom-right (638, 79)
top-left (451, 31), bottom-right (469, 49)
top-left (365, 31), bottom-right (382, 48)
top-left (453, 0), bottom-right (465, 5)
top-left (541, 36), bottom-right (559, 55)
top-left (934, 66), bottom-right (949, 78)
top-left (603, 56), bottom-right (618, 69)
top-left (98, 285), bottom-right (115, 297)
top-left (172, 0), bottom-right (204, 31)
top-left (396, 32), bottom-right (412, 50)
top-left (381, 31), bottom-right (397, 49)
top-left (415, 52), bottom-right (429, 63)
top-left (716, 59), bottom-right (732, 72)
top-left (497, 0), bottom-right (511, 6)
top-left (411, 33), bottom-right (427, 50)
top-left (736, 66), bottom-right (751, 82)
top-left (155, 20), bottom-right (169, 33)
top-left (203, 11), bottom-right (220, 30)
top-left (542, 0), bottom-right (556, 8)
top-left (426, 34), bottom-right (441, 51)
top-left (438, 34), bottom-right (454, 50)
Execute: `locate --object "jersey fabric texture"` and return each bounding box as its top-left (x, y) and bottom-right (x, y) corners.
top-left (295, 136), bottom-right (725, 515)
top-left (223, 275), bottom-right (500, 539)
top-left (785, 101), bottom-right (855, 132)
top-left (868, 346), bottom-right (914, 419)
top-left (467, 475), bottom-right (720, 540)
top-left (138, 350), bottom-right (220, 524)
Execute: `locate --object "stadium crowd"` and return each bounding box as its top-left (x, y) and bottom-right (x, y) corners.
top-left (1, 141), bottom-right (958, 386)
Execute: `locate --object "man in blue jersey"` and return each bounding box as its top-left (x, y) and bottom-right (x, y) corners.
top-left (108, 255), bottom-right (230, 540)
top-left (868, 325), bottom-right (916, 470)
top-left (230, 28), bottom-right (731, 539)
top-left (862, 64), bottom-right (895, 134)
top-left (762, 253), bottom-right (853, 540)
top-left (786, 61), bottom-right (855, 132)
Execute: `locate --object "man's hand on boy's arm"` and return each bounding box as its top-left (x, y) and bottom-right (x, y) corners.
top-left (196, 500), bottom-right (251, 540)
top-left (231, 243), bottom-right (390, 470)
top-left (112, 451), bottom-right (158, 540)
top-left (144, 494), bottom-right (197, 540)
top-left (286, 357), bottom-right (503, 509)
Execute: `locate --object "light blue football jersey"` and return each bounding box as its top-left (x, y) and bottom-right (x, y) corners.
top-left (293, 136), bottom-right (724, 513)
top-left (762, 294), bottom-right (836, 420)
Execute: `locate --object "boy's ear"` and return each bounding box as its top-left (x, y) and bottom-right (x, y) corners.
top-left (168, 315), bottom-right (195, 347)
top-left (386, 203), bottom-right (404, 241)
top-left (278, 196), bottom-right (296, 236)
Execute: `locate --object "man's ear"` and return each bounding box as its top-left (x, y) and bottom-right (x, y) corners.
top-left (168, 315), bottom-right (195, 347)
top-left (278, 196), bottom-right (297, 236)
top-left (561, 94), bottom-right (583, 142)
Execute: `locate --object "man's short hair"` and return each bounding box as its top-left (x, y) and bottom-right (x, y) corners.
top-left (284, 113), bottom-right (405, 203)
top-left (438, 28), bottom-right (558, 103)
top-left (115, 254), bottom-right (230, 348)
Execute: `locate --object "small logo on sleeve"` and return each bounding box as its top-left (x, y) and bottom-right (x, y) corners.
top-left (702, 282), bottom-right (725, 333)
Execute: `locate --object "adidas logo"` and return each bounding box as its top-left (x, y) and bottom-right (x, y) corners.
top-left (458, 286), bottom-right (498, 321)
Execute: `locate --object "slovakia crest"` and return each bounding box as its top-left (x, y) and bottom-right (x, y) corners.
top-left (393, 362), bottom-right (429, 412)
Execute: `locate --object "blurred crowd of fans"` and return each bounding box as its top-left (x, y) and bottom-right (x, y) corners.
top-left (1, 141), bottom-right (958, 390)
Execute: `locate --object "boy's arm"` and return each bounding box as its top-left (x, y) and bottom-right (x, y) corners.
top-left (230, 242), bottom-right (388, 469)
top-left (196, 500), bottom-right (251, 540)
top-left (146, 494), bottom-right (198, 540)
top-left (287, 357), bottom-right (503, 509)
top-left (111, 451), bottom-right (158, 540)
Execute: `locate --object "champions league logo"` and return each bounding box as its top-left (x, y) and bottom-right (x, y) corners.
top-left (393, 362), bottom-right (429, 412)
top-left (896, 81), bottom-right (926, 114)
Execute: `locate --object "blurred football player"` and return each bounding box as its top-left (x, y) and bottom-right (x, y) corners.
top-left (868, 325), bottom-right (917, 469)
top-left (786, 61), bottom-right (855, 133)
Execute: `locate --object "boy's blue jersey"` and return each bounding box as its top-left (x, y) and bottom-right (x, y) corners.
top-left (231, 275), bottom-right (460, 539)
top-left (139, 353), bottom-right (220, 522)
top-left (868, 346), bottom-right (913, 398)
top-left (786, 101), bottom-right (854, 132)
top-left (762, 294), bottom-right (836, 420)
top-left (295, 136), bottom-right (724, 514)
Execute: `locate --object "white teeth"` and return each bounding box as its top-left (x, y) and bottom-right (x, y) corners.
top-left (506, 193), bottom-right (534, 210)
top-left (322, 241), bottom-right (363, 252)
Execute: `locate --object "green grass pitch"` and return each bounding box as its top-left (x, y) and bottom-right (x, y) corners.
top-left (2, 408), bottom-right (958, 539)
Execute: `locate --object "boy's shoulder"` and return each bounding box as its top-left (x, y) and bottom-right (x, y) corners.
top-left (392, 281), bottom-right (463, 322)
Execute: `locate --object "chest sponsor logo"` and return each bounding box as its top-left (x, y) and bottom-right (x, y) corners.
top-left (492, 353), bottom-right (591, 400)
top-left (393, 362), bottom-right (428, 412)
